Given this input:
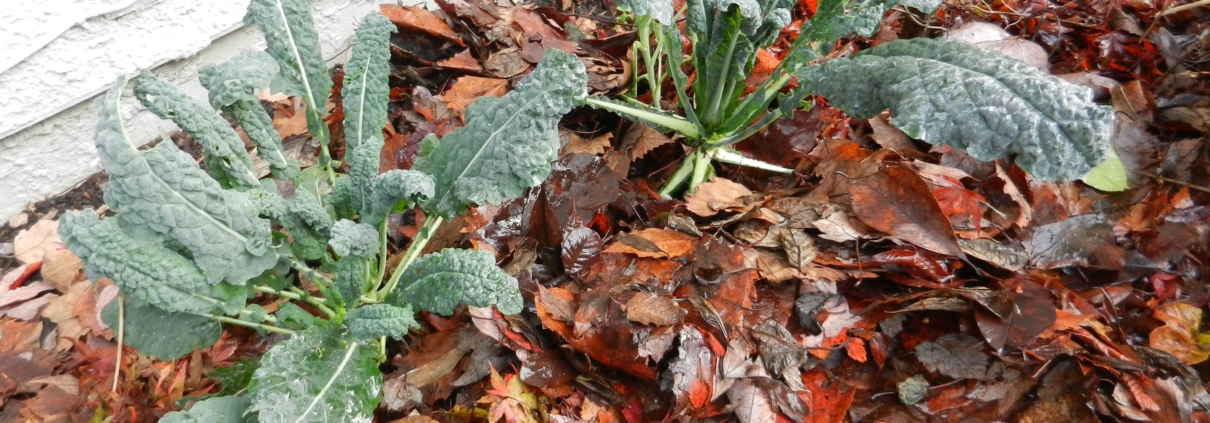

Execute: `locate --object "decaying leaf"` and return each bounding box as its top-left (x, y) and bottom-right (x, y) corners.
top-left (603, 228), bottom-right (694, 258)
top-left (778, 227), bottom-right (817, 271)
top-left (914, 333), bottom-right (990, 380)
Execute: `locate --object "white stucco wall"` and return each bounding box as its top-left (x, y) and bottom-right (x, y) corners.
top-left (0, 0), bottom-right (424, 222)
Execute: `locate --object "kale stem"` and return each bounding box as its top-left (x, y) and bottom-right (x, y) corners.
top-left (637, 17), bottom-right (662, 107)
top-left (378, 215), bottom-right (445, 299)
top-left (291, 259), bottom-right (333, 289)
top-left (197, 312), bottom-right (294, 335)
top-left (254, 285), bottom-right (336, 319)
top-left (688, 149), bottom-right (714, 193)
top-left (659, 149), bottom-right (698, 196)
top-left (704, 28), bottom-right (740, 127)
top-left (374, 218), bottom-right (390, 287)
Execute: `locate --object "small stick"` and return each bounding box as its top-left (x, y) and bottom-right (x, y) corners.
top-left (111, 295), bottom-right (124, 393)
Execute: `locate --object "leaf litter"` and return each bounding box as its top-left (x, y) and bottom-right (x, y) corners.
top-left (2, 0), bottom-right (1210, 421)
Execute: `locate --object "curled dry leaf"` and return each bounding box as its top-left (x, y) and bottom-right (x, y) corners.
top-left (39, 248), bottom-right (82, 292)
top-left (777, 227), bottom-right (817, 271)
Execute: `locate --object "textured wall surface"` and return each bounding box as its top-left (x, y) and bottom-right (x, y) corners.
top-left (0, 0), bottom-right (414, 221)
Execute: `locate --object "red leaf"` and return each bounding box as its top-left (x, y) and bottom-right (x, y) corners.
top-left (850, 166), bottom-right (964, 256)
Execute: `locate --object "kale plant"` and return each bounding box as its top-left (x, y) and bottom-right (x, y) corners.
top-left (57, 0), bottom-right (586, 421)
top-left (595, 0), bottom-right (1115, 194)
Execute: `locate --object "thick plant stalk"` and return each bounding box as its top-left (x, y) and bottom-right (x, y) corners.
top-left (378, 216), bottom-right (445, 299)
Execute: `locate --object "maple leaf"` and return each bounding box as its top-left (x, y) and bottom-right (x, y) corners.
top-left (480, 366), bottom-right (539, 423)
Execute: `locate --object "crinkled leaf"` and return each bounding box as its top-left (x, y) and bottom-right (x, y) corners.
top-left (616, 0), bottom-right (674, 24)
top-left (102, 297), bottom-right (221, 361)
top-left (329, 219), bottom-right (379, 258)
top-left (342, 13), bottom-right (395, 151)
top-left (289, 186), bottom-right (333, 234)
top-left (274, 302), bottom-right (317, 330)
top-left (391, 248), bottom-right (523, 315)
top-left (199, 50), bottom-right (278, 108)
top-left (344, 303), bottom-right (419, 340)
top-left (160, 396), bottom-right (254, 423)
top-left (88, 77), bottom-right (276, 285)
top-left (60, 212), bottom-right (225, 313)
top-left (249, 183), bottom-right (327, 261)
top-left (800, 0), bottom-right (941, 44)
top-left (800, 38), bottom-right (1112, 181)
top-left (200, 51), bottom-right (296, 179)
top-left (134, 71), bottom-right (260, 188)
top-left (248, 325), bottom-right (380, 423)
top-left (414, 49), bottom-right (587, 217)
top-left (332, 256), bottom-right (371, 308)
top-left (245, 0), bottom-right (331, 147)
top-left (366, 169), bottom-right (434, 225)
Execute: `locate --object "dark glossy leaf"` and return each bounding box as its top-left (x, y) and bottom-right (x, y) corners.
top-left (561, 227), bottom-right (602, 280)
top-left (1025, 214), bottom-right (1111, 268)
top-left (974, 278), bottom-right (1056, 350)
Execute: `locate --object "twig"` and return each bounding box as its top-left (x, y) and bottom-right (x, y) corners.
top-left (1139, 172), bottom-right (1210, 193)
top-left (111, 294), bottom-right (124, 393)
top-left (1157, 0), bottom-right (1210, 18)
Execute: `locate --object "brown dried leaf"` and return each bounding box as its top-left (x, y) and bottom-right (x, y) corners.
top-left (562, 132), bottom-right (612, 156)
top-left (443, 76), bottom-right (508, 116)
top-left (39, 249), bottom-right (81, 293)
top-left (685, 177), bottom-right (756, 217)
top-left (778, 227), bottom-right (817, 271)
top-left (14, 219), bottom-right (62, 264)
top-left (436, 49), bottom-right (480, 72)
top-left (380, 4), bottom-right (463, 45)
top-left (621, 123), bottom-right (673, 162)
top-left (624, 291), bottom-right (686, 326)
top-left (536, 286), bottom-right (576, 324)
top-left (603, 228), bottom-right (694, 258)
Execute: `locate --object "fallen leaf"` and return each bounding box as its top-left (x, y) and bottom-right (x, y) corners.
top-left (958, 238), bottom-right (1028, 271)
top-left (811, 205), bottom-right (868, 243)
top-left (380, 4), bottom-right (463, 45)
top-left (850, 167), bottom-right (964, 256)
top-left (561, 227), bottom-right (602, 281)
top-left (1149, 302), bottom-right (1210, 364)
top-left (511, 8), bottom-right (577, 63)
top-left (778, 227), bottom-right (817, 271)
top-left (563, 132), bottom-right (612, 156)
top-left (974, 278), bottom-right (1057, 350)
top-left (443, 76), bottom-right (508, 116)
top-left (669, 326), bottom-right (718, 410)
top-left (537, 286), bottom-right (576, 324)
top-left (39, 248), bottom-right (81, 292)
top-left (947, 21), bottom-right (1049, 70)
top-left (436, 49), bottom-right (480, 72)
top-left (603, 228), bottom-right (694, 258)
top-left (914, 333), bottom-right (990, 380)
top-left (868, 115), bottom-right (917, 152)
top-left (621, 123), bottom-right (673, 162)
top-left (727, 379), bottom-right (776, 423)
top-left (685, 178), bottom-right (756, 217)
top-left (1024, 214), bottom-right (1111, 268)
top-left (14, 219), bottom-right (62, 264)
top-left (624, 291), bottom-right (686, 326)
top-left (933, 186), bottom-right (985, 234)
top-left (0, 281), bottom-right (54, 309)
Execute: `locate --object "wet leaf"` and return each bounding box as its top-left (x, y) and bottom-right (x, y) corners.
top-left (914, 333), bottom-right (990, 380)
top-left (620, 122), bottom-right (674, 162)
top-left (795, 292), bottom-right (831, 336)
top-left (959, 238), bottom-right (1028, 271)
top-left (536, 286), bottom-right (576, 324)
top-left (603, 228), bottom-right (694, 258)
top-left (851, 167), bottom-right (964, 256)
top-left (727, 378), bottom-right (776, 423)
top-left (974, 278), bottom-right (1056, 350)
top-left (380, 4), bottom-right (462, 45)
top-left (669, 326), bottom-right (718, 410)
top-left (1024, 214), bottom-right (1111, 268)
top-left (560, 227), bottom-right (602, 280)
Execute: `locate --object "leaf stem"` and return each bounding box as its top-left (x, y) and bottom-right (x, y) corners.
top-left (378, 215), bottom-right (445, 299)
top-left (253, 285), bottom-right (336, 319)
top-left (659, 149), bottom-right (699, 196)
top-left (291, 259), bottom-right (333, 289)
top-left (583, 97), bottom-right (700, 138)
top-left (197, 312), bottom-right (294, 335)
